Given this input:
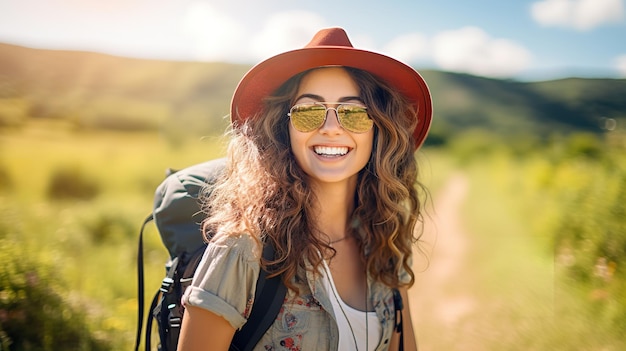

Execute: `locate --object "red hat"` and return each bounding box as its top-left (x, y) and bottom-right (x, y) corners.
top-left (230, 27), bottom-right (433, 150)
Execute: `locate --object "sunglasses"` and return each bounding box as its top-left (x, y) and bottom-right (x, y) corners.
top-left (287, 102), bottom-right (374, 133)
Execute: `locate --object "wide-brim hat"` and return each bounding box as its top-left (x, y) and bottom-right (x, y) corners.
top-left (231, 27), bottom-right (433, 150)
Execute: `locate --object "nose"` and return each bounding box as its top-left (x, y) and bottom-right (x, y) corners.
top-left (318, 107), bottom-right (343, 134)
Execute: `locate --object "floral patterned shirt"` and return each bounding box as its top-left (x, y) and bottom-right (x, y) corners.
top-left (183, 233), bottom-right (403, 351)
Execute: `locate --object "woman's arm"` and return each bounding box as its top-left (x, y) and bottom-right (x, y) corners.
top-left (177, 305), bottom-right (236, 351)
top-left (389, 287), bottom-right (418, 351)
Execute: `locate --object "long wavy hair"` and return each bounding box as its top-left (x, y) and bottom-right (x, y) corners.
top-left (201, 66), bottom-right (425, 291)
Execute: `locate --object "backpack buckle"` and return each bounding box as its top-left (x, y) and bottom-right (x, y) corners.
top-left (160, 277), bottom-right (174, 293)
top-left (169, 316), bottom-right (182, 329)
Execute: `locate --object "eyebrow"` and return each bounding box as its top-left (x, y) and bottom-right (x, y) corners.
top-left (293, 93), bottom-right (364, 104)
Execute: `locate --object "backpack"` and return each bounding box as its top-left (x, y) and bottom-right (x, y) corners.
top-left (134, 158), bottom-right (287, 351)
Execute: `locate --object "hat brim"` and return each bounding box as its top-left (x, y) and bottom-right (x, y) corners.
top-left (231, 46), bottom-right (433, 150)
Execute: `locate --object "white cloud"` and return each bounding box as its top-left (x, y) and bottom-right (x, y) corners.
top-left (615, 54), bottom-right (626, 76)
top-left (181, 2), bottom-right (246, 61)
top-left (180, 6), bottom-right (331, 63)
top-left (431, 27), bottom-right (533, 78)
top-left (531, 0), bottom-right (625, 30)
top-left (381, 33), bottom-right (430, 65)
top-left (183, 9), bottom-right (327, 63)
top-left (249, 11), bottom-right (328, 61)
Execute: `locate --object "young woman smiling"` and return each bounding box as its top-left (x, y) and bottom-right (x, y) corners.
top-left (178, 27), bottom-right (433, 351)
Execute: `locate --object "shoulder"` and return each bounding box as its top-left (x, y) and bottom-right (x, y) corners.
top-left (190, 232), bottom-right (263, 302)
top-left (207, 232), bottom-right (262, 263)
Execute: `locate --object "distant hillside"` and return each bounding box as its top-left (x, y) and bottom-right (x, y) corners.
top-left (1, 42), bottom-right (624, 143)
top-left (420, 71), bottom-right (625, 139)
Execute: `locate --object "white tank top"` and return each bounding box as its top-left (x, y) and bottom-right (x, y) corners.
top-left (321, 259), bottom-right (381, 351)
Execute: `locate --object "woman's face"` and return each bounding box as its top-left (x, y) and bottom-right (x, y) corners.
top-left (288, 67), bottom-right (374, 187)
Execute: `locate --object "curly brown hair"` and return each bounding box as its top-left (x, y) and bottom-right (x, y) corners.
top-left (202, 66), bottom-right (426, 291)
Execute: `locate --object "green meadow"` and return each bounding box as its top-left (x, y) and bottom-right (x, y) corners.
top-left (0, 119), bottom-right (227, 350)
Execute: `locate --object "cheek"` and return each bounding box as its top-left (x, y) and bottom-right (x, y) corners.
top-left (288, 125), bottom-right (307, 162)
top-left (359, 131), bottom-right (375, 156)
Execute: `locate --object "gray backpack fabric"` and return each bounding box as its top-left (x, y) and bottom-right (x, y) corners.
top-left (153, 158), bottom-right (226, 260)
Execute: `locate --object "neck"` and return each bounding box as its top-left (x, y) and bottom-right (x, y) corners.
top-left (311, 179), bottom-right (357, 242)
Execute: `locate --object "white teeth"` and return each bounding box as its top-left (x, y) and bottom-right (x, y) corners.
top-left (314, 146), bottom-right (349, 156)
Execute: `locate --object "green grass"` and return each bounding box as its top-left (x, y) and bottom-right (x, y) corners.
top-left (0, 120), bottom-right (226, 349)
top-left (2, 119), bottom-right (226, 199)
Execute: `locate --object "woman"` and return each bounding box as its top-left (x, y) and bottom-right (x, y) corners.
top-left (178, 27), bottom-right (432, 351)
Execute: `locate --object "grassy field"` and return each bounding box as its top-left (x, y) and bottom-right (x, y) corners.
top-left (1, 122), bottom-right (624, 350)
top-left (0, 120), bottom-right (227, 349)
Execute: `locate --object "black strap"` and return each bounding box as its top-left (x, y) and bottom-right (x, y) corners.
top-left (393, 288), bottom-right (404, 351)
top-left (144, 290), bottom-right (161, 351)
top-left (135, 214), bottom-right (154, 351)
top-left (230, 242), bottom-right (287, 351)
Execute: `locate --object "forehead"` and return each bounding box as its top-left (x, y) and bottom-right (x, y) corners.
top-left (295, 67), bottom-right (360, 101)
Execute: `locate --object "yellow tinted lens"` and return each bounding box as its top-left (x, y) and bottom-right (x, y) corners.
top-left (290, 104), bottom-right (326, 132)
top-left (337, 105), bottom-right (373, 133)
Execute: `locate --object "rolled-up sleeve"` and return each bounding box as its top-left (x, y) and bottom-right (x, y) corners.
top-left (182, 234), bottom-right (261, 330)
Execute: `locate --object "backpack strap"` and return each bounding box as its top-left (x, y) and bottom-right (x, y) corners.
top-left (134, 213), bottom-right (154, 351)
top-left (393, 288), bottom-right (404, 351)
top-left (230, 242), bottom-right (287, 351)
top-left (144, 283), bottom-right (161, 351)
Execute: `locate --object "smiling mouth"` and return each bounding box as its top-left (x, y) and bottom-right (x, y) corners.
top-left (313, 146), bottom-right (349, 156)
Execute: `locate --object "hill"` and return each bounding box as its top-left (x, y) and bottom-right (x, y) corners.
top-left (1, 42), bottom-right (624, 144)
top-left (421, 71), bottom-right (625, 141)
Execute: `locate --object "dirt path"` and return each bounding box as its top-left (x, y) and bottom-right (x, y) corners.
top-left (408, 173), bottom-right (476, 350)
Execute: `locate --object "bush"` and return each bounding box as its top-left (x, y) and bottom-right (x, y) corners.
top-left (0, 98), bottom-right (28, 128)
top-left (563, 132), bottom-right (604, 159)
top-left (47, 165), bottom-right (100, 200)
top-left (73, 98), bottom-right (170, 132)
top-left (553, 167), bottom-right (626, 326)
top-left (80, 211), bottom-right (135, 244)
top-left (0, 240), bottom-right (112, 351)
top-left (0, 165), bottom-right (12, 192)
top-left (489, 135), bottom-right (626, 331)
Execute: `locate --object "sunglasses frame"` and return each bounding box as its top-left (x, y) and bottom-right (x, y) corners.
top-left (287, 102), bottom-right (373, 133)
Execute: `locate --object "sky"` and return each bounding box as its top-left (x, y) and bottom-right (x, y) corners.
top-left (0, 0), bottom-right (625, 81)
